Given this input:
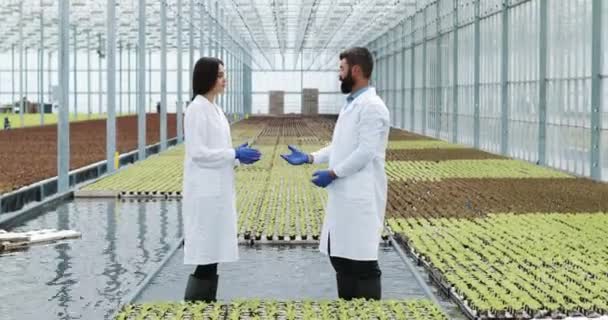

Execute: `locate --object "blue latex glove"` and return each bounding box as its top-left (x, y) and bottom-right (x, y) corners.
top-left (281, 145), bottom-right (310, 165)
top-left (235, 142), bottom-right (261, 165)
top-left (311, 170), bottom-right (337, 188)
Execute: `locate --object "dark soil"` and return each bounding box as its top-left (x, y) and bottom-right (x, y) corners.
top-left (387, 178), bottom-right (608, 219)
top-left (386, 148), bottom-right (507, 161)
top-left (389, 128), bottom-right (435, 141)
top-left (0, 114), bottom-right (177, 193)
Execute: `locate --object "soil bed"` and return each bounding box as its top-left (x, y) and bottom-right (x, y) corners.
top-left (0, 114), bottom-right (177, 193)
top-left (386, 148), bottom-right (507, 161)
top-left (387, 178), bottom-right (608, 218)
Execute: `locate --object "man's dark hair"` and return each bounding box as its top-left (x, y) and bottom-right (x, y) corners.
top-left (339, 47), bottom-right (374, 79)
top-left (192, 57), bottom-right (224, 101)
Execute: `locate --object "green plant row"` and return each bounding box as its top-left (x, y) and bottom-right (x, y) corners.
top-left (115, 299), bottom-right (447, 320)
top-left (83, 141), bottom-right (330, 239)
top-left (385, 160), bottom-right (572, 181)
top-left (84, 151), bottom-right (184, 192)
top-left (2, 113), bottom-right (124, 128)
top-left (387, 213), bottom-right (608, 318)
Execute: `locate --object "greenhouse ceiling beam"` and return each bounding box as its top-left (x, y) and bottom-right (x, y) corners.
top-left (228, 0), bottom-right (274, 69)
top-left (293, 0), bottom-right (319, 68)
top-left (303, 0), bottom-right (340, 70)
top-left (270, 0), bottom-right (287, 57)
top-left (164, 1), bottom-right (257, 69)
top-left (349, 1), bottom-right (417, 58)
top-left (316, 1), bottom-right (416, 71)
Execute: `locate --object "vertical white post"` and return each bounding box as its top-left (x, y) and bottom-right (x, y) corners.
top-left (138, 0), bottom-right (147, 160)
top-left (106, 0), bottom-right (117, 172)
top-left (58, 0), bottom-right (70, 192)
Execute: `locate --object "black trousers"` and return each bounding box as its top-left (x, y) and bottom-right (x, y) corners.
top-left (193, 263), bottom-right (218, 279)
top-left (328, 234), bottom-right (381, 279)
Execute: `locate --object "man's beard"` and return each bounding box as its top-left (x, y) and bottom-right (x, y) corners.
top-left (340, 70), bottom-right (354, 94)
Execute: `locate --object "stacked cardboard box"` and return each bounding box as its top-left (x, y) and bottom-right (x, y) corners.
top-left (301, 88), bottom-right (319, 115)
top-left (269, 91), bottom-right (285, 115)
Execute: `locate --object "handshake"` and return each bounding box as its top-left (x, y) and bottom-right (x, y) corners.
top-left (234, 144), bottom-right (336, 188)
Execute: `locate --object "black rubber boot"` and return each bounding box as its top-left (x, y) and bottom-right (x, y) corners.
top-left (355, 275), bottom-right (382, 300)
top-left (184, 274), bottom-right (219, 302)
top-left (336, 273), bottom-right (357, 300)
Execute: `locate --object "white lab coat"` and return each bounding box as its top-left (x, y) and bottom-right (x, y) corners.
top-left (182, 95), bottom-right (239, 265)
top-left (312, 87), bottom-right (390, 261)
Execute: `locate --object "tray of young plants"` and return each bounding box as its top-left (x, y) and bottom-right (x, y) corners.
top-left (115, 299), bottom-right (448, 320)
top-left (387, 213), bottom-right (608, 319)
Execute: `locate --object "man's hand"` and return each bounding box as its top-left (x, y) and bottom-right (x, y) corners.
top-left (281, 145), bottom-right (312, 165)
top-left (311, 170), bottom-right (337, 188)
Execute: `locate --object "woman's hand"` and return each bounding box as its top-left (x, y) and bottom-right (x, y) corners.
top-left (235, 142), bottom-right (262, 164)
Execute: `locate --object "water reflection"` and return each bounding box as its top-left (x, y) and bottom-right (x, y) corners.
top-left (135, 202), bottom-right (150, 280)
top-left (0, 199), bottom-right (182, 320)
top-left (46, 204), bottom-right (77, 320)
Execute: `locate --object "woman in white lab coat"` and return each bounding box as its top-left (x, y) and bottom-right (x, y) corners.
top-left (182, 57), bottom-right (261, 302)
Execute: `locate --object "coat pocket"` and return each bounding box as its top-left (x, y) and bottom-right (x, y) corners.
top-left (189, 168), bottom-right (222, 197)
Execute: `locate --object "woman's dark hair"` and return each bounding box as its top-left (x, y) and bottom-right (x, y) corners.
top-left (191, 57), bottom-right (224, 101)
top-left (339, 47), bottom-right (374, 79)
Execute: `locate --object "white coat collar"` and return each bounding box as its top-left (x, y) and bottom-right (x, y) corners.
top-left (193, 94), bottom-right (223, 113)
top-left (194, 94), bottom-right (213, 105)
top-left (342, 87), bottom-right (376, 114)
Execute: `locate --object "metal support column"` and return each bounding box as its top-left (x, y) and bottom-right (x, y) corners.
top-left (119, 42), bottom-right (122, 115)
top-left (590, 0), bottom-right (602, 180)
top-left (422, 8), bottom-right (427, 135)
top-left (148, 51), bottom-right (152, 112)
top-left (206, 0), bottom-right (212, 55)
top-left (213, 1), bottom-right (218, 57)
top-left (189, 0), bottom-right (195, 98)
top-left (58, 0), bottom-right (70, 192)
top-left (138, 0), bottom-right (147, 160)
top-left (391, 30), bottom-right (397, 127)
top-left (38, 47), bottom-right (43, 124)
top-left (48, 51), bottom-right (52, 107)
top-left (436, 1), bottom-right (442, 138)
top-left (87, 30), bottom-right (92, 119)
top-left (452, 0), bottom-right (459, 143)
top-left (128, 44), bottom-right (132, 114)
top-left (73, 25), bottom-right (78, 119)
top-left (106, 0), bottom-right (117, 173)
top-left (199, 0), bottom-right (204, 57)
top-left (39, 1), bottom-right (45, 125)
top-left (98, 33), bottom-right (103, 115)
top-left (219, 8), bottom-right (224, 109)
top-left (19, 1), bottom-right (24, 127)
top-left (231, 35), bottom-right (235, 114)
top-left (538, 0), bottom-right (548, 165)
top-left (160, 0), bottom-right (168, 150)
top-left (25, 47), bottom-right (28, 114)
top-left (500, 0), bottom-right (509, 155)
top-left (177, 0), bottom-right (184, 143)
top-left (12, 45), bottom-right (15, 111)
top-left (473, 0), bottom-right (481, 148)
top-left (410, 16), bottom-right (416, 132)
top-left (401, 22), bottom-right (406, 129)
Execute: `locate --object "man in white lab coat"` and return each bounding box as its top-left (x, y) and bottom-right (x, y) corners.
top-left (282, 47), bottom-right (390, 300)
